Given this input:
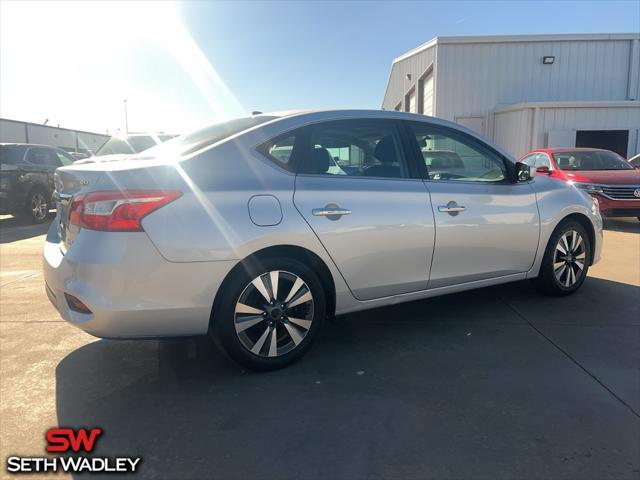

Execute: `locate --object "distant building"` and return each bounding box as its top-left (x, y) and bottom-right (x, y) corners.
top-left (382, 33), bottom-right (640, 158)
top-left (0, 118), bottom-right (109, 154)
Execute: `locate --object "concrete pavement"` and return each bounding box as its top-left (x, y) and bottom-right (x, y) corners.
top-left (1, 215), bottom-right (638, 479)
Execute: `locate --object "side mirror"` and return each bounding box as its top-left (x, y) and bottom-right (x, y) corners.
top-left (536, 165), bottom-right (551, 175)
top-left (515, 162), bottom-right (531, 182)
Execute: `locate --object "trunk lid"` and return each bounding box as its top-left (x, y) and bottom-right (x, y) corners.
top-left (54, 167), bottom-right (105, 251)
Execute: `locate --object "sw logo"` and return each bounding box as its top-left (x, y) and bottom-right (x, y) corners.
top-left (5, 427), bottom-right (141, 474)
top-left (46, 427), bottom-right (102, 453)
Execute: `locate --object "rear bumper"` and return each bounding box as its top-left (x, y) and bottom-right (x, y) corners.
top-left (43, 220), bottom-right (236, 338)
top-left (593, 195), bottom-right (640, 217)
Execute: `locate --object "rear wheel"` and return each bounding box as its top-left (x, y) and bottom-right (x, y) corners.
top-left (534, 220), bottom-right (591, 296)
top-left (20, 188), bottom-right (50, 224)
top-left (212, 257), bottom-right (325, 370)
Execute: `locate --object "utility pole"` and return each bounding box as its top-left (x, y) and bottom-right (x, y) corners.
top-left (123, 99), bottom-right (129, 134)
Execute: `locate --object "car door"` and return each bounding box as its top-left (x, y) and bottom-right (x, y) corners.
top-left (291, 118), bottom-right (435, 301)
top-left (405, 121), bottom-right (539, 288)
top-left (26, 147), bottom-right (60, 193)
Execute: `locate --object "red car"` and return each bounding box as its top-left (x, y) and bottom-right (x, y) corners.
top-left (520, 148), bottom-right (640, 219)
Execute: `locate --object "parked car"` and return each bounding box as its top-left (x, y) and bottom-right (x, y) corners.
top-left (520, 148), bottom-right (640, 219)
top-left (75, 132), bottom-right (178, 164)
top-left (0, 143), bottom-right (74, 223)
top-left (628, 153), bottom-right (640, 168)
top-left (44, 110), bottom-right (602, 370)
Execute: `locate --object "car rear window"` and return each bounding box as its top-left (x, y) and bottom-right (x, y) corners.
top-left (133, 116), bottom-right (278, 160)
top-left (96, 135), bottom-right (157, 156)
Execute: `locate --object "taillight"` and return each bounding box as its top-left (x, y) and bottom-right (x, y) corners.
top-left (69, 190), bottom-right (182, 232)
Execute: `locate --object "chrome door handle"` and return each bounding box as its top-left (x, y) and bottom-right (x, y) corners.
top-left (312, 207), bottom-right (351, 217)
top-left (438, 206), bottom-right (465, 212)
top-left (438, 201), bottom-right (466, 216)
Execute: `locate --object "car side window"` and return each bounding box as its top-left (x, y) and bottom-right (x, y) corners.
top-left (535, 153), bottom-right (551, 169)
top-left (26, 148), bottom-right (60, 167)
top-left (299, 119), bottom-right (409, 178)
top-left (258, 134), bottom-right (299, 172)
top-left (0, 146), bottom-right (21, 165)
top-left (408, 122), bottom-right (507, 182)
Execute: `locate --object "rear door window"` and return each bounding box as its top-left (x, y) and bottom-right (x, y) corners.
top-left (26, 147), bottom-right (61, 167)
top-left (300, 119), bottom-right (410, 179)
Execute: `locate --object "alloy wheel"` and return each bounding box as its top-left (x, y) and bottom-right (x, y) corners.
top-left (553, 230), bottom-right (586, 287)
top-left (234, 270), bottom-right (314, 357)
top-left (31, 193), bottom-right (48, 221)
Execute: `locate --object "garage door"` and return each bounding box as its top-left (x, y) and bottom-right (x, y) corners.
top-left (422, 73), bottom-right (433, 116)
top-left (408, 90), bottom-right (416, 113)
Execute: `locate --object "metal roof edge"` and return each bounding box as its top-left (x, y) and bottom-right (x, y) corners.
top-left (392, 32), bottom-right (640, 65)
top-left (493, 100), bottom-right (640, 113)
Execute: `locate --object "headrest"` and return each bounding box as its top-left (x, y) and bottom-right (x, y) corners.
top-left (430, 158), bottom-right (447, 169)
top-left (374, 136), bottom-right (397, 164)
top-left (309, 147), bottom-right (331, 174)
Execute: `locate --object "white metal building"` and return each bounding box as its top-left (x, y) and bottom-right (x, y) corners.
top-left (382, 33), bottom-right (640, 158)
top-left (0, 118), bottom-right (109, 154)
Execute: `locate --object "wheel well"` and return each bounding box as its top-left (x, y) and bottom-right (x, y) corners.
top-left (212, 245), bottom-right (337, 325)
top-left (25, 184), bottom-right (50, 201)
top-left (560, 213), bottom-right (596, 265)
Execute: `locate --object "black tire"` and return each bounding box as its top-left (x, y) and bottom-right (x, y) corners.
top-left (211, 257), bottom-right (326, 371)
top-left (533, 219), bottom-right (591, 296)
top-left (19, 188), bottom-right (50, 224)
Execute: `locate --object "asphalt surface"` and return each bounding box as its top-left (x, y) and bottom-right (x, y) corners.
top-left (0, 214), bottom-right (639, 480)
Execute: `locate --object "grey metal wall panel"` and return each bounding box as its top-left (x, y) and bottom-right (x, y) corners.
top-left (435, 40), bottom-right (633, 121)
top-left (535, 106), bottom-right (640, 155)
top-left (493, 109), bottom-right (532, 158)
top-left (494, 104), bottom-right (640, 158)
top-left (0, 119), bottom-right (27, 143)
top-left (383, 35), bottom-right (640, 123)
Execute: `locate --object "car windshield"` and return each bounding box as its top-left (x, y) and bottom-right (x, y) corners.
top-left (132, 116), bottom-right (277, 160)
top-left (553, 150), bottom-right (633, 171)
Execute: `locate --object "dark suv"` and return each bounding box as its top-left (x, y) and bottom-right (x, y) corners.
top-left (0, 144), bottom-right (74, 223)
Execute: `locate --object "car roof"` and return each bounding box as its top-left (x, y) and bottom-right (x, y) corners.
top-left (264, 109), bottom-right (514, 157)
top-left (0, 143), bottom-right (61, 148)
top-left (536, 147), bottom-right (613, 153)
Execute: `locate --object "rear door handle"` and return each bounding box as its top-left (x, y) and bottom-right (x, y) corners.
top-left (312, 207), bottom-right (351, 217)
top-left (438, 201), bottom-right (466, 216)
top-left (438, 206), bottom-right (465, 213)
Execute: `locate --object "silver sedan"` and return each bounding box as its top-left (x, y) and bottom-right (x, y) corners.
top-left (43, 110), bottom-right (602, 369)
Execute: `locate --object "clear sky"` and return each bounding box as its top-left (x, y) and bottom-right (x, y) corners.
top-left (1, 1), bottom-right (638, 135)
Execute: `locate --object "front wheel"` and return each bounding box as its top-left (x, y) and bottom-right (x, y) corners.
top-left (533, 220), bottom-right (591, 296)
top-left (212, 257), bottom-right (325, 370)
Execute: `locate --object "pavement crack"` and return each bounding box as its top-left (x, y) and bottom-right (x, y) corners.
top-left (501, 298), bottom-right (640, 420)
top-left (0, 272), bottom-right (41, 288)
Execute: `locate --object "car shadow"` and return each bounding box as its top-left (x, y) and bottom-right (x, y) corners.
top-left (0, 214), bottom-right (53, 243)
top-left (603, 217), bottom-right (640, 233)
top-left (55, 277), bottom-right (640, 479)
